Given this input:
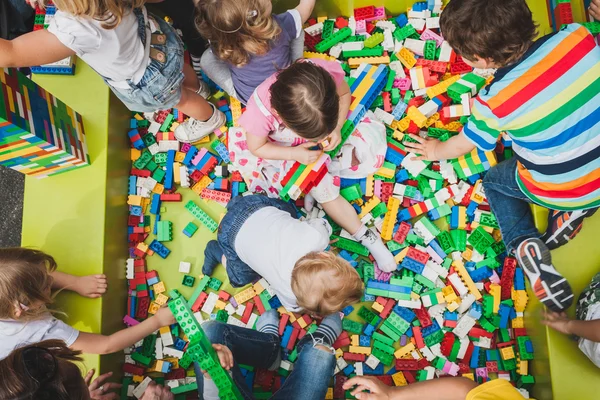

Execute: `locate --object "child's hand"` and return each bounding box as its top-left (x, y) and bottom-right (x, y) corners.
top-left (201, 344), bottom-right (234, 378)
top-left (322, 129), bottom-right (342, 152)
top-left (75, 274), bottom-right (108, 298)
top-left (84, 369), bottom-right (122, 400)
top-left (343, 376), bottom-right (392, 400)
top-left (154, 307), bottom-right (176, 327)
top-left (293, 142), bottom-right (323, 164)
top-left (139, 382), bottom-right (174, 400)
top-left (591, 0), bottom-right (600, 20)
top-left (403, 135), bottom-right (440, 161)
top-left (542, 310), bottom-right (573, 335)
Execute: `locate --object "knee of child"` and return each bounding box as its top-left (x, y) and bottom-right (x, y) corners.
top-left (314, 344), bottom-right (332, 353)
top-left (202, 320), bottom-right (225, 343)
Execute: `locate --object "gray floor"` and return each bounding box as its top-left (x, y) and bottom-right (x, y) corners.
top-left (0, 165), bottom-right (24, 247)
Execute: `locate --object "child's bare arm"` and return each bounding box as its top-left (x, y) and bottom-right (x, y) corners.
top-left (543, 310), bottom-right (600, 342)
top-left (70, 308), bottom-right (175, 355)
top-left (0, 30), bottom-right (75, 68)
top-left (50, 271), bottom-right (108, 298)
top-left (322, 80), bottom-right (351, 152)
top-left (404, 131), bottom-right (476, 161)
top-left (246, 132), bottom-right (322, 164)
top-left (295, 0), bottom-right (316, 23)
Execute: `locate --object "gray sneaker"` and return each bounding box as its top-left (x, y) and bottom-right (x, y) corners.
top-left (174, 103), bottom-right (225, 143)
top-left (195, 80), bottom-right (211, 99)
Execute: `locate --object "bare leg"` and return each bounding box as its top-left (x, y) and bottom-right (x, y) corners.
top-left (320, 196), bottom-right (361, 234)
top-left (182, 63), bottom-right (200, 92)
top-left (175, 87), bottom-right (213, 121)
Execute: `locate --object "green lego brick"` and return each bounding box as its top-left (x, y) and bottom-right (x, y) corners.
top-left (330, 235), bottom-right (370, 257)
top-left (131, 352), bottom-right (152, 366)
top-left (182, 275), bottom-right (195, 287)
top-left (133, 150), bottom-right (152, 169)
top-left (154, 153), bottom-right (167, 164)
top-left (342, 318), bottom-right (364, 335)
top-left (160, 114), bottom-right (174, 132)
top-left (370, 202), bottom-right (388, 219)
top-left (315, 27), bottom-right (352, 52)
top-left (170, 382), bottom-right (199, 395)
top-left (322, 19), bottom-right (335, 38)
top-left (157, 220), bottom-right (173, 242)
top-left (208, 277), bottom-right (222, 291)
top-left (357, 306), bottom-right (377, 323)
top-left (340, 184), bottom-right (363, 202)
top-left (183, 221), bottom-right (199, 237)
top-left (343, 46), bottom-right (384, 58)
top-left (185, 200), bottom-right (218, 232)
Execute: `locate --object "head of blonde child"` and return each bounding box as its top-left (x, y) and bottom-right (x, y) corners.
top-left (291, 251), bottom-right (363, 316)
top-left (34, 0), bottom-right (144, 29)
top-left (270, 62), bottom-right (340, 145)
top-left (195, 0), bottom-right (280, 67)
top-left (0, 248), bottom-right (57, 321)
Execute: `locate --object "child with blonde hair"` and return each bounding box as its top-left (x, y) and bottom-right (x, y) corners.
top-left (195, 0), bottom-right (315, 103)
top-left (1, 0), bottom-right (224, 143)
top-left (230, 59), bottom-right (397, 272)
top-left (203, 195), bottom-right (364, 315)
top-left (0, 248), bottom-right (175, 359)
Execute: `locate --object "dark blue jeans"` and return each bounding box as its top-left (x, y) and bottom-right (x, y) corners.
top-left (483, 158), bottom-right (540, 253)
top-left (194, 321), bottom-right (335, 400)
top-left (218, 195), bottom-right (297, 287)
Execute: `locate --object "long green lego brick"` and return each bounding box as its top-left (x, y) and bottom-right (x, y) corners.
top-left (327, 119), bottom-right (355, 157)
top-left (315, 26), bottom-right (352, 52)
top-left (330, 235), bottom-right (370, 256)
top-left (170, 382), bottom-right (199, 395)
top-left (343, 46), bottom-right (384, 58)
top-left (185, 200), bottom-right (218, 232)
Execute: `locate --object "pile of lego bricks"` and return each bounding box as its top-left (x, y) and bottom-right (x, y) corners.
top-left (32, 3), bottom-right (76, 75)
top-left (120, 2), bottom-right (540, 399)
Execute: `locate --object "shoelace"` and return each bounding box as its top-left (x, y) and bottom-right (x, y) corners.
top-left (308, 333), bottom-right (335, 354)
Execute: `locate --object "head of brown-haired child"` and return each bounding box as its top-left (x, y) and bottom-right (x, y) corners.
top-left (291, 251), bottom-right (364, 316)
top-left (195, 0), bottom-right (280, 67)
top-left (440, 0), bottom-right (538, 69)
top-left (270, 61), bottom-right (341, 143)
top-left (0, 248), bottom-right (57, 321)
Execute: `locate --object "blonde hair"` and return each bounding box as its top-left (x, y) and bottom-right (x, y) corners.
top-left (291, 252), bottom-right (364, 316)
top-left (0, 340), bottom-right (87, 400)
top-left (195, 0), bottom-right (281, 67)
top-left (0, 248), bottom-right (57, 320)
top-left (48, 0), bottom-right (145, 29)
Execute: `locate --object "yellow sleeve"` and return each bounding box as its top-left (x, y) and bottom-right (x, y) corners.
top-left (466, 379), bottom-right (525, 400)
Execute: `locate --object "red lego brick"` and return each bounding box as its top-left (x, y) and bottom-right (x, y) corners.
top-left (415, 306), bottom-right (433, 328)
top-left (440, 332), bottom-right (455, 357)
top-left (166, 368), bottom-right (186, 380)
top-left (406, 248), bottom-right (429, 265)
top-left (333, 331), bottom-right (351, 349)
top-left (335, 16), bottom-right (348, 29)
top-left (123, 363), bottom-right (146, 375)
top-left (395, 359), bottom-right (419, 370)
top-left (394, 222), bottom-right (411, 243)
top-left (278, 312), bottom-right (290, 335)
top-left (354, 6), bottom-right (375, 20)
top-left (191, 292), bottom-right (208, 312)
top-left (253, 295), bottom-right (266, 315)
top-left (136, 297), bottom-right (150, 320)
top-left (413, 326), bottom-right (425, 349)
top-left (500, 257), bottom-right (517, 300)
top-left (343, 352), bottom-right (367, 362)
top-left (131, 168), bottom-right (151, 177)
top-left (241, 301), bottom-right (255, 324)
top-left (380, 298), bottom-right (396, 319)
top-left (286, 328), bottom-right (300, 350)
top-left (160, 193), bottom-right (182, 201)
top-left (376, 375), bottom-right (393, 386)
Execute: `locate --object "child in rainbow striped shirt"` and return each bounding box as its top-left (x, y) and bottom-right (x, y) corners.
top-left (405, 0), bottom-right (600, 312)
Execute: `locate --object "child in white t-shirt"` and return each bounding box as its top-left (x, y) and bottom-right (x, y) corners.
top-left (1, 0), bottom-right (223, 142)
top-left (543, 272), bottom-right (600, 368)
top-left (0, 248), bottom-right (175, 359)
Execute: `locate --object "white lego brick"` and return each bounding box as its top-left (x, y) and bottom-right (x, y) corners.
top-left (227, 315), bottom-right (247, 328)
top-left (418, 100), bottom-right (439, 118)
top-left (280, 360), bottom-right (293, 371)
top-left (408, 18), bottom-right (426, 31)
top-left (158, 140), bottom-right (179, 152)
top-left (396, 298), bottom-right (422, 309)
top-left (165, 380), bottom-right (180, 389)
top-left (420, 346), bottom-right (436, 361)
top-left (401, 154), bottom-right (428, 176)
top-left (304, 22), bottom-right (323, 36)
top-left (438, 41), bottom-right (453, 62)
top-left (201, 292), bottom-right (219, 315)
top-left (448, 274), bottom-right (469, 297)
top-left (426, 260), bottom-right (448, 279)
top-left (382, 29), bottom-right (395, 52)
top-left (127, 385), bottom-right (136, 397)
top-left (404, 38), bottom-right (426, 56)
top-left (336, 357), bottom-right (348, 371)
top-left (389, 61), bottom-right (406, 78)
top-left (426, 17), bottom-right (440, 30)
top-left (348, 16), bottom-right (356, 35)
top-left (365, 354), bottom-right (380, 370)
top-left (126, 258), bottom-right (134, 279)
top-left (376, 20), bottom-right (396, 32)
top-left (147, 143), bottom-right (160, 155)
top-left (179, 166), bottom-right (190, 188)
top-left (329, 43), bottom-right (343, 58)
top-left (342, 41), bottom-right (364, 52)
top-left (355, 362), bottom-right (364, 375)
top-left (453, 315), bottom-right (477, 338)
top-left (478, 336), bottom-right (492, 349)
top-left (162, 347), bottom-right (184, 359)
top-left (374, 108), bottom-right (394, 125)
top-left (124, 354), bottom-right (134, 363)
top-left (194, 311), bottom-right (205, 324)
top-left (225, 303), bottom-right (236, 315)
top-left (179, 261), bottom-right (191, 273)
top-left (456, 337), bottom-right (470, 359)
top-left (246, 313), bottom-right (258, 329)
top-left (133, 377), bottom-right (153, 399)
top-left (235, 304), bottom-right (246, 317)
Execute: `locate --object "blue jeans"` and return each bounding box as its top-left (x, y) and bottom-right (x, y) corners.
top-left (194, 321), bottom-right (335, 400)
top-left (217, 195), bottom-right (297, 287)
top-left (107, 9), bottom-right (185, 112)
top-left (483, 158), bottom-right (540, 253)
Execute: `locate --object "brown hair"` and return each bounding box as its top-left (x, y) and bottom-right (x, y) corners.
top-left (0, 340), bottom-right (87, 400)
top-left (195, 0), bottom-right (281, 67)
top-left (440, 0), bottom-right (537, 66)
top-left (46, 0), bottom-right (145, 30)
top-left (291, 251), bottom-right (363, 315)
top-left (270, 61), bottom-right (340, 140)
top-left (0, 248), bottom-right (57, 320)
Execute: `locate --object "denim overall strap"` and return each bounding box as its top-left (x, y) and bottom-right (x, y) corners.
top-left (133, 8), bottom-right (147, 45)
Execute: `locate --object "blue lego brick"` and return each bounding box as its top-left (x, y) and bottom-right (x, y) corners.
top-left (363, 294), bottom-right (376, 302)
top-left (400, 257), bottom-right (425, 274)
top-left (281, 326), bottom-right (293, 348)
top-left (129, 119), bottom-right (137, 129)
top-left (153, 215), bottom-right (160, 235)
top-left (164, 150), bottom-right (175, 190)
top-left (395, 168), bottom-right (409, 182)
top-left (268, 296), bottom-right (282, 309)
top-left (244, 370), bottom-right (255, 389)
top-left (342, 364), bottom-right (355, 376)
top-left (393, 306), bottom-right (416, 323)
top-left (149, 239), bottom-right (171, 258)
top-left (450, 206), bottom-right (459, 229)
top-left (444, 311), bottom-right (458, 321)
top-left (363, 363), bottom-right (384, 375)
top-left (130, 205), bottom-right (142, 216)
top-left (182, 147), bottom-right (199, 166)
top-left (363, 324), bottom-right (375, 336)
top-left (514, 267), bottom-right (525, 290)
top-left (413, 2), bottom-right (427, 11)
top-left (385, 148), bottom-right (405, 165)
top-left (128, 176), bottom-right (137, 195)
top-left (31, 65), bottom-right (76, 75)
top-left (397, 208), bottom-right (412, 222)
top-left (468, 303), bottom-right (482, 319)
top-left (421, 320), bottom-right (440, 337)
top-left (341, 305), bottom-right (355, 316)
top-left (428, 239), bottom-right (447, 259)
top-left (498, 304), bottom-right (511, 329)
top-left (391, 101), bottom-right (407, 120)
top-left (467, 174), bottom-right (480, 185)
top-left (469, 266), bottom-right (492, 282)
top-left (173, 337), bottom-right (186, 351)
top-left (359, 335), bottom-right (371, 346)
top-left (466, 201), bottom-right (478, 219)
top-left (150, 193), bottom-right (161, 215)
top-left (470, 346), bottom-right (480, 368)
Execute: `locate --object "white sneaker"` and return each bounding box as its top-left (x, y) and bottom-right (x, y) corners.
top-left (174, 103), bottom-right (225, 143)
top-left (195, 80), bottom-right (211, 99)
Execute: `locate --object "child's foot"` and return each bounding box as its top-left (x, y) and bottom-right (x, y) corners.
top-left (174, 103), bottom-right (225, 143)
top-left (195, 80), bottom-right (211, 99)
top-left (203, 240), bottom-right (223, 276)
top-left (75, 274), bottom-right (108, 298)
top-left (304, 193), bottom-right (315, 212)
top-left (542, 209), bottom-right (597, 250)
top-left (353, 225), bottom-right (397, 272)
top-left (516, 238), bottom-right (574, 312)
top-left (256, 309), bottom-right (281, 370)
top-left (311, 312), bottom-right (342, 348)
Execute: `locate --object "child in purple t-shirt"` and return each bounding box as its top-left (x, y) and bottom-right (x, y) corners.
top-left (195, 0), bottom-right (315, 104)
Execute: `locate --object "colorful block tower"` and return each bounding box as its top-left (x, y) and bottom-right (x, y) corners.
top-left (0, 68), bottom-right (89, 178)
top-left (32, 4), bottom-right (76, 75)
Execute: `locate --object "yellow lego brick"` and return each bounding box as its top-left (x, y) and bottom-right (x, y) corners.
top-left (517, 359), bottom-right (529, 375)
top-left (392, 129), bottom-right (404, 141)
top-left (381, 197), bottom-right (401, 241)
top-left (397, 47), bottom-right (417, 69)
top-left (462, 373), bottom-right (475, 381)
top-left (351, 335), bottom-right (359, 347)
top-left (325, 388), bottom-right (334, 399)
top-left (215, 300), bottom-right (227, 310)
top-left (512, 316), bottom-right (525, 328)
top-left (425, 112), bottom-right (440, 127)
top-left (127, 195), bottom-right (143, 206)
top-left (371, 301), bottom-right (384, 313)
top-left (349, 346), bottom-right (372, 355)
top-left (131, 148), bottom-right (141, 160)
top-left (407, 106), bottom-right (427, 128)
top-left (411, 291), bottom-right (420, 300)
top-left (358, 197), bottom-right (381, 218)
top-left (453, 260), bottom-right (482, 300)
top-left (376, 165), bottom-right (396, 179)
top-left (489, 284), bottom-right (501, 313)
top-left (148, 302), bottom-right (160, 315)
top-left (513, 289), bottom-right (528, 313)
top-left (155, 293), bottom-right (169, 306)
top-left (392, 372), bottom-right (408, 386)
top-left (253, 281), bottom-right (265, 294)
top-left (394, 116), bottom-right (411, 132)
top-left (336, 348), bottom-right (344, 358)
top-left (303, 51), bottom-right (336, 61)
top-left (426, 74), bottom-right (461, 98)
top-left (175, 151), bottom-right (185, 162)
top-left (152, 183), bottom-right (164, 194)
top-left (230, 97), bottom-right (242, 124)
top-left (317, 16), bottom-right (327, 23)
top-left (365, 175), bottom-right (375, 197)
top-left (500, 346), bottom-right (515, 360)
top-left (234, 287), bottom-right (256, 304)
top-left (192, 175), bottom-right (212, 195)
top-left (462, 248), bottom-right (473, 261)
top-left (348, 56), bottom-right (391, 68)
top-left (137, 242), bottom-right (149, 253)
top-left (173, 162), bottom-right (181, 184)
top-left (394, 343), bottom-right (415, 358)
top-left (134, 113), bottom-right (144, 120)
top-left (132, 375), bottom-right (144, 383)
top-left (447, 301), bottom-right (460, 312)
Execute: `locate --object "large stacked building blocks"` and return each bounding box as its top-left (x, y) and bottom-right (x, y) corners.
top-left (0, 68), bottom-right (89, 177)
top-left (120, 2), bottom-right (542, 398)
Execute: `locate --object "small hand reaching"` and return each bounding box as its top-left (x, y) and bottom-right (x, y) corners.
top-left (403, 135), bottom-right (440, 161)
top-left (321, 129), bottom-right (341, 152)
top-left (76, 274), bottom-right (108, 298)
top-left (541, 310), bottom-right (573, 335)
top-left (85, 370), bottom-right (122, 400)
top-left (343, 376), bottom-right (393, 400)
top-left (201, 344), bottom-right (234, 379)
top-left (293, 142), bottom-right (323, 164)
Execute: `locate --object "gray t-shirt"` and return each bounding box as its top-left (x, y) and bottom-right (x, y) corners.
top-left (0, 314), bottom-right (80, 359)
top-left (227, 10), bottom-right (302, 103)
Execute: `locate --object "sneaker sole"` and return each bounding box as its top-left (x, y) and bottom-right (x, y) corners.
top-left (544, 209), bottom-right (592, 249)
top-left (516, 238), bottom-right (573, 312)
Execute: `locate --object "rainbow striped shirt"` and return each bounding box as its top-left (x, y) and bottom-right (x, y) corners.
top-left (463, 24), bottom-right (600, 211)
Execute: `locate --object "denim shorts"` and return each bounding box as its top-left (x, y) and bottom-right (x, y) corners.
top-left (107, 12), bottom-right (185, 112)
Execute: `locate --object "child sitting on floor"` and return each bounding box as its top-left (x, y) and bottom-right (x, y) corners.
top-left (203, 194), bottom-right (364, 315)
top-left (0, 248), bottom-right (175, 359)
top-left (543, 272), bottom-right (600, 368)
top-left (0, 0), bottom-right (224, 143)
top-left (231, 59), bottom-right (397, 272)
top-left (404, 0), bottom-right (600, 312)
top-left (195, 0), bottom-right (314, 104)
